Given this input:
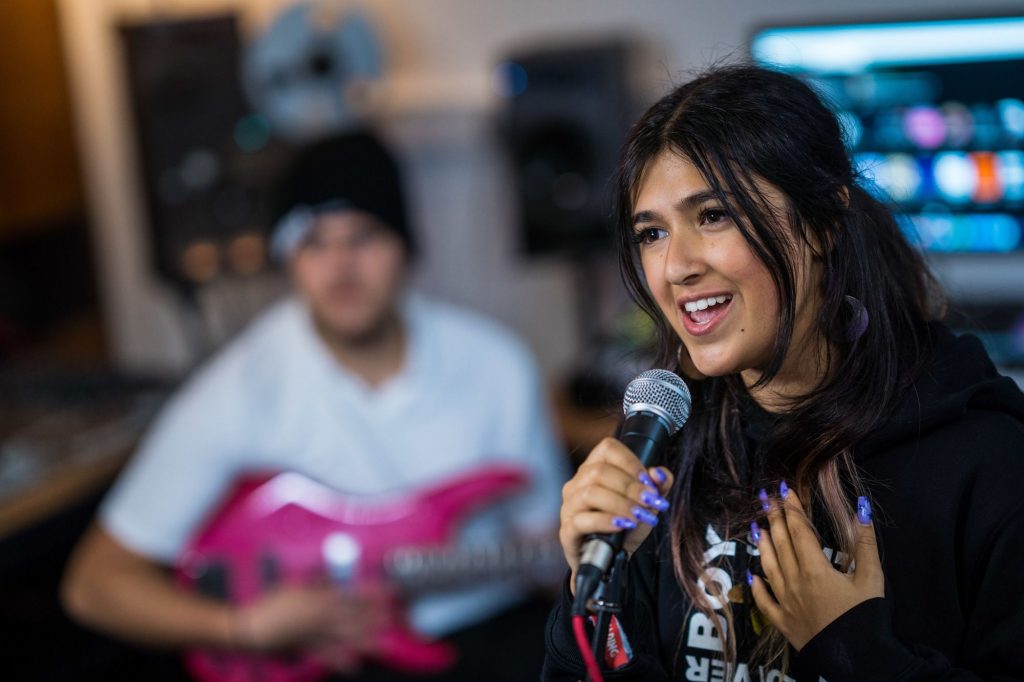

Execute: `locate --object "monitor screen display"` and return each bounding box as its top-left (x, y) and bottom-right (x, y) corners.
top-left (751, 16), bottom-right (1024, 255)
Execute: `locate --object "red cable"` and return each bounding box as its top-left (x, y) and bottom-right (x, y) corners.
top-left (572, 614), bottom-right (605, 682)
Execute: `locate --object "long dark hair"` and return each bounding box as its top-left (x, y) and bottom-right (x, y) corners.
top-left (615, 64), bottom-right (944, 667)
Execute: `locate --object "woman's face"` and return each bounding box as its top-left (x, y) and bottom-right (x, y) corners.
top-left (632, 151), bottom-right (821, 385)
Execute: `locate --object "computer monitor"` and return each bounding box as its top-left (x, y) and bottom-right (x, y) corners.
top-left (751, 15), bottom-right (1024, 305)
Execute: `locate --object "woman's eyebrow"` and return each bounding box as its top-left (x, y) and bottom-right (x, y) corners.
top-left (632, 209), bottom-right (662, 225)
top-left (632, 190), bottom-right (726, 225)
top-left (675, 190), bottom-right (723, 213)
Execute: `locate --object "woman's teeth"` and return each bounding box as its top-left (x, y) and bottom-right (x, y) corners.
top-left (683, 295), bottom-right (731, 313)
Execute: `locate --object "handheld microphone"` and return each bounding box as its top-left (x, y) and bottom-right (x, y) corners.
top-left (572, 369), bottom-right (691, 613)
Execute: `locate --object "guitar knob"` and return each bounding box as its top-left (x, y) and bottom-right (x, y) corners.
top-left (322, 532), bottom-right (361, 583)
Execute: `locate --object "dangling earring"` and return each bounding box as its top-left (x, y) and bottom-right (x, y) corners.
top-left (843, 295), bottom-right (869, 341)
top-left (676, 343), bottom-right (707, 380)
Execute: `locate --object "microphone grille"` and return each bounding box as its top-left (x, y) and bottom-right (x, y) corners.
top-left (623, 369), bottom-right (692, 434)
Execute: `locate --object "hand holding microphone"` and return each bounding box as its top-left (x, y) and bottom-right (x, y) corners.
top-left (557, 370), bottom-right (691, 611)
top-left (558, 443), bottom-right (674, 588)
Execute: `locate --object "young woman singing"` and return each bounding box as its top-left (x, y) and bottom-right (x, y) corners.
top-left (544, 65), bottom-right (1024, 681)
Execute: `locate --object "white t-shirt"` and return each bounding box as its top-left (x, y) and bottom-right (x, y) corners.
top-left (100, 294), bottom-right (568, 635)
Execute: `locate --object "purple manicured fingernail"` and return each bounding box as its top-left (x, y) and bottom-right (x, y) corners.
top-left (779, 480), bottom-right (790, 500)
top-left (613, 516), bottom-right (637, 530)
top-left (757, 488), bottom-right (770, 512)
top-left (857, 496), bottom-right (872, 525)
top-left (638, 471), bottom-right (655, 488)
top-left (641, 490), bottom-right (670, 512)
top-left (746, 569), bottom-right (754, 587)
top-left (633, 506), bottom-right (659, 526)
top-left (653, 467), bottom-right (668, 484)
top-left (750, 521), bottom-right (762, 544)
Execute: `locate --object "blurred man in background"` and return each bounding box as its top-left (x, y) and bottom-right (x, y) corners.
top-left (61, 130), bottom-right (568, 681)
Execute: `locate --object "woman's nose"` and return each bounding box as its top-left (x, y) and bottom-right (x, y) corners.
top-left (663, 230), bottom-right (707, 285)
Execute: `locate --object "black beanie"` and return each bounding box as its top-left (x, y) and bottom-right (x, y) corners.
top-left (270, 130), bottom-right (414, 258)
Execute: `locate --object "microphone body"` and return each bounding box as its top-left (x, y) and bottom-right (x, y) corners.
top-left (572, 370), bottom-right (691, 613)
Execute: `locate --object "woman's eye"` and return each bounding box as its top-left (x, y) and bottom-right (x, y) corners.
top-left (699, 208), bottom-right (729, 226)
top-left (631, 227), bottom-right (668, 245)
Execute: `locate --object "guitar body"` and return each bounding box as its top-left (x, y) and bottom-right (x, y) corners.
top-left (175, 465), bottom-right (530, 682)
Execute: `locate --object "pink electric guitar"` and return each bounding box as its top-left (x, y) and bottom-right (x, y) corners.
top-left (174, 465), bottom-right (562, 682)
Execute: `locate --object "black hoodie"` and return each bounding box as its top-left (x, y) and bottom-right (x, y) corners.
top-left (543, 325), bottom-right (1024, 681)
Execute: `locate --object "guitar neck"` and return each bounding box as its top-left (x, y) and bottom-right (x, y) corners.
top-left (385, 539), bottom-right (565, 592)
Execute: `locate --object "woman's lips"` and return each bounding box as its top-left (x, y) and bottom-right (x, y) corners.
top-left (679, 297), bottom-right (733, 337)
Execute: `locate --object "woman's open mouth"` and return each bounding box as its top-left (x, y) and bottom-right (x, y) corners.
top-left (680, 294), bottom-right (733, 336)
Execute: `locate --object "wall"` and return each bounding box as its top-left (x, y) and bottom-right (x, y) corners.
top-left (0, 0), bottom-right (83, 237)
top-left (55, 0), bottom-right (1024, 378)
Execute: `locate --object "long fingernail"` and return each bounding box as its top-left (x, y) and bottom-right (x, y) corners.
top-left (633, 506), bottom-right (659, 526)
top-left (641, 490), bottom-right (670, 512)
top-left (757, 488), bottom-right (770, 512)
top-left (779, 480), bottom-right (790, 500)
top-left (653, 467), bottom-right (668, 484)
top-left (613, 516), bottom-right (637, 530)
top-left (745, 569), bottom-right (754, 587)
top-left (638, 471), bottom-right (655, 488)
top-left (750, 521), bottom-right (762, 544)
top-left (857, 496), bottom-right (872, 525)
